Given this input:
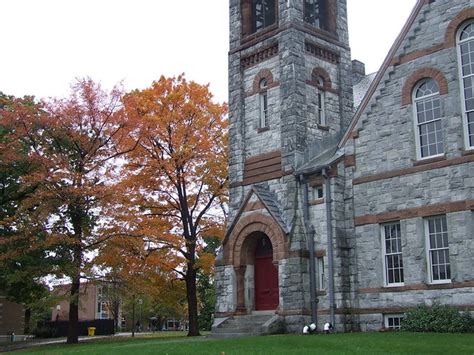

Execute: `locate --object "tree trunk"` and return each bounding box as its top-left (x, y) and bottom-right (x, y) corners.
top-left (67, 271), bottom-right (81, 344)
top-left (185, 265), bottom-right (200, 336)
top-left (23, 308), bottom-right (31, 335)
top-left (113, 300), bottom-right (120, 332)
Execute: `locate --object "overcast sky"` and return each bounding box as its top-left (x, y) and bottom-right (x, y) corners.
top-left (1, 0), bottom-right (417, 104)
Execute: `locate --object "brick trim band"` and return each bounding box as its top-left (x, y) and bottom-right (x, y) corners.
top-left (305, 41), bottom-right (340, 64)
top-left (353, 154), bottom-right (474, 185)
top-left (355, 199), bottom-right (474, 226)
top-left (359, 281), bottom-right (474, 294)
top-left (241, 44), bottom-right (279, 70)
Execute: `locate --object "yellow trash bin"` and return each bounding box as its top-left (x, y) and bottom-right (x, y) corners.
top-left (88, 327), bottom-right (96, 336)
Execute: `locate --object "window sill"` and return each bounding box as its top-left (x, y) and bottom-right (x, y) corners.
top-left (241, 24), bottom-right (279, 46)
top-left (302, 23), bottom-right (338, 41)
top-left (384, 283), bottom-right (405, 289)
top-left (412, 155), bottom-right (446, 166)
top-left (309, 198), bottom-right (325, 206)
top-left (461, 148), bottom-right (474, 156)
top-left (428, 280), bottom-right (452, 286)
top-left (257, 126), bottom-right (270, 133)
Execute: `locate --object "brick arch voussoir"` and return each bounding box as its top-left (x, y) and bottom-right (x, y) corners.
top-left (253, 69), bottom-right (274, 93)
top-left (309, 67), bottom-right (333, 91)
top-left (227, 213), bottom-right (288, 267)
top-left (444, 7), bottom-right (474, 48)
top-left (401, 67), bottom-right (449, 106)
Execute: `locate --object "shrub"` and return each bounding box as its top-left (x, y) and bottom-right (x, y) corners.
top-left (402, 304), bottom-right (474, 333)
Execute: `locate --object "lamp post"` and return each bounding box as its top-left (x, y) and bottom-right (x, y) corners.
top-left (138, 299), bottom-right (143, 332)
top-left (131, 295), bottom-right (135, 337)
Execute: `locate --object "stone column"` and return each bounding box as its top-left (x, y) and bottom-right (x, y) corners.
top-left (235, 266), bottom-right (247, 314)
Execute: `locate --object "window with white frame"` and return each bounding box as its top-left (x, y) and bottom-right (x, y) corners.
top-left (382, 222), bottom-right (404, 286)
top-left (317, 256), bottom-right (325, 290)
top-left (259, 78), bottom-right (269, 128)
top-left (413, 79), bottom-right (444, 159)
top-left (425, 215), bottom-right (451, 283)
top-left (457, 21), bottom-right (474, 149)
top-left (311, 185), bottom-right (324, 200)
top-left (96, 286), bottom-right (110, 319)
top-left (384, 314), bottom-right (404, 330)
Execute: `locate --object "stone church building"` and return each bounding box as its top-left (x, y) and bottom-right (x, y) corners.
top-left (213, 0), bottom-right (474, 335)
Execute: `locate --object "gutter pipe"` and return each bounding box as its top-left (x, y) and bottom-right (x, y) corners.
top-left (322, 168), bottom-right (336, 326)
top-left (299, 174), bottom-right (318, 326)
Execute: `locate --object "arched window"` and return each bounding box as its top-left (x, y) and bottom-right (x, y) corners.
top-left (252, 0), bottom-right (276, 33)
top-left (259, 78), bottom-right (269, 128)
top-left (314, 76), bottom-right (326, 126)
top-left (304, 0), bottom-right (328, 30)
top-left (457, 21), bottom-right (474, 149)
top-left (413, 79), bottom-right (444, 159)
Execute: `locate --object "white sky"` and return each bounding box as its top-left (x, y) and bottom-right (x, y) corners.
top-left (1, 0), bottom-right (417, 104)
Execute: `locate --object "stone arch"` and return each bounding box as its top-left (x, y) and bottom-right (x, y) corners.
top-left (444, 7), bottom-right (474, 48)
top-left (252, 68), bottom-right (278, 95)
top-left (224, 213), bottom-right (288, 268)
top-left (401, 68), bottom-right (449, 106)
top-left (307, 67), bottom-right (333, 91)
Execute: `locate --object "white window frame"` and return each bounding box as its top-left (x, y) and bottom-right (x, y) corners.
top-left (259, 79), bottom-right (269, 128)
top-left (316, 256), bottom-right (325, 290)
top-left (412, 79), bottom-right (444, 160)
top-left (311, 185), bottom-right (324, 200)
top-left (384, 314), bottom-right (404, 330)
top-left (317, 90), bottom-right (326, 126)
top-left (456, 20), bottom-right (474, 150)
top-left (381, 222), bottom-right (404, 287)
top-left (425, 215), bottom-right (451, 285)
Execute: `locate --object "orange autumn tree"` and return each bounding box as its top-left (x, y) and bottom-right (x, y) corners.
top-left (120, 75), bottom-right (228, 336)
top-left (94, 233), bottom-right (187, 332)
top-left (1, 79), bottom-right (137, 344)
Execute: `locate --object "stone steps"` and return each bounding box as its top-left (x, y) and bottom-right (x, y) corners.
top-left (211, 313), bottom-right (278, 338)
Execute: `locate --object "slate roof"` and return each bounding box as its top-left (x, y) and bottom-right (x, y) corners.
top-left (252, 185), bottom-right (290, 234)
top-left (353, 72), bottom-right (377, 109)
top-left (223, 185), bottom-right (291, 243)
top-left (296, 145), bottom-right (343, 175)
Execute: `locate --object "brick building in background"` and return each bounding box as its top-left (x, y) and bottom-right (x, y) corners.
top-left (213, 0), bottom-right (474, 336)
top-left (51, 283), bottom-right (116, 323)
top-left (0, 297), bottom-right (24, 338)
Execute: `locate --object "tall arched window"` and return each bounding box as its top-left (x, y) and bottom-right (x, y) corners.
top-left (457, 21), bottom-right (474, 149)
top-left (259, 78), bottom-right (269, 128)
top-left (413, 79), bottom-right (444, 159)
top-left (252, 0), bottom-right (276, 33)
top-left (314, 76), bottom-right (326, 126)
top-left (304, 0), bottom-right (328, 30)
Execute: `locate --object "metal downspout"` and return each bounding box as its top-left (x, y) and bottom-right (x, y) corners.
top-left (299, 175), bottom-right (317, 325)
top-left (322, 168), bottom-right (336, 326)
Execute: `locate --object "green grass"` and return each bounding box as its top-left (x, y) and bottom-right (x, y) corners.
top-left (10, 332), bottom-right (474, 355)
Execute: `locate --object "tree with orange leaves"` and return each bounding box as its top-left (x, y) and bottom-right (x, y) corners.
top-left (0, 80), bottom-right (137, 344)
top-left (119, 75), bottom-right (228, 336)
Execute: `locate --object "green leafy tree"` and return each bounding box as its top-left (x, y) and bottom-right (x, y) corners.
top-left (0, 92), bottom-right (57, 334)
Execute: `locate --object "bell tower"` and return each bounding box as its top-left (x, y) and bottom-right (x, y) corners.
top-left (227, 0), bottom-right (353, 216)
top-left (215, 0), bottom-right (354, 332)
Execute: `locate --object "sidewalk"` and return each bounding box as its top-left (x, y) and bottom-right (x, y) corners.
top-left (0, 332), bottom-right (153, 353)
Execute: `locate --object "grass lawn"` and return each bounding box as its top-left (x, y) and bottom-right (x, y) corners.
top-left (10, 332), bottom-right (474, 355)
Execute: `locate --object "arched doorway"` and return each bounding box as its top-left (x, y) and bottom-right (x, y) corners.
top-left (254, 235), bottom-right (279, 310)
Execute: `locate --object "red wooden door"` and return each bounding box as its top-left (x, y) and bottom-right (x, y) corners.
top-left (254, 237), bottom-right (279, 310)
